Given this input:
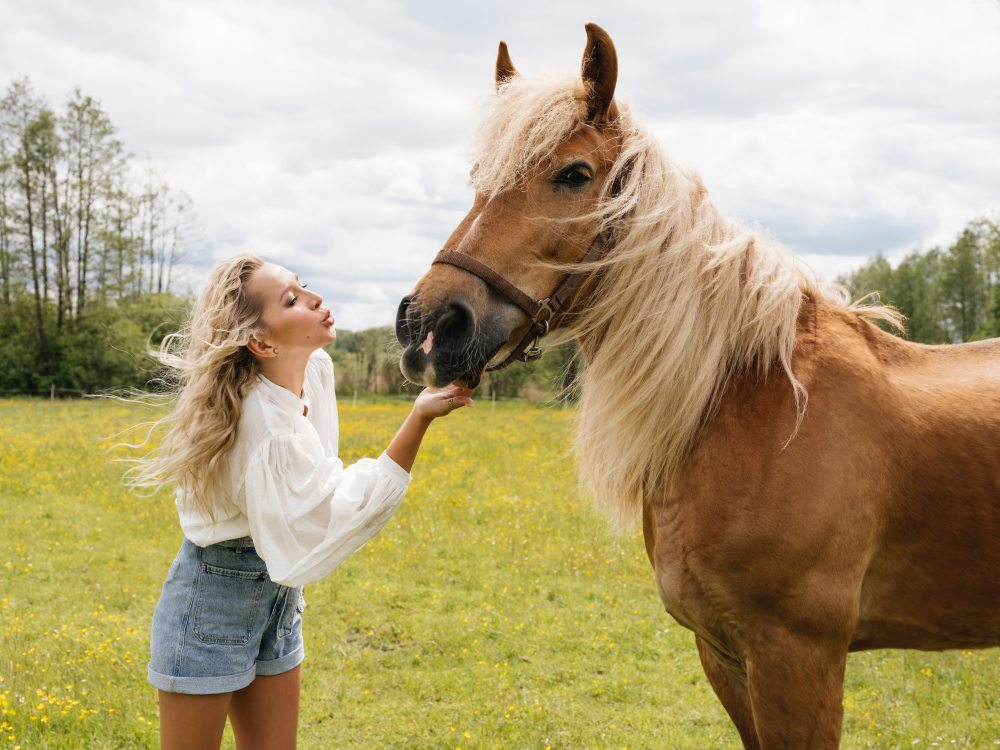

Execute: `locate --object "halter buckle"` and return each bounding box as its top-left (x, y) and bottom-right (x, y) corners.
top-left (523, 342), bottom-right (544, 362)
top-left (532, 298), bottom-right (554, 325)
top-left (522, 310), bottom-right (551, 362)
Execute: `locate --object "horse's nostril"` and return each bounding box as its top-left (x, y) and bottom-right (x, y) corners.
top-left (395, 295), bottom-right (417, 346)
top-left (434, 299), bottom-right (475, 352)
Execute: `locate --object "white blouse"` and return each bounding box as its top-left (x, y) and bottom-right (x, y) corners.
top-left (177, 348), bottom-right (411, 588)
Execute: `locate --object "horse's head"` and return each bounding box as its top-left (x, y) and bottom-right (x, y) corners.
top-left (396, 24), bottom-right (624, 388)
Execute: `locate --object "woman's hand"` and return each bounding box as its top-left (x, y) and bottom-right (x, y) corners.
top-left (412, 384), bottom-right (475, 422)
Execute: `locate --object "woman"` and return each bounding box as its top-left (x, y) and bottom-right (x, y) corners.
top-left (130, 255), bottom-right (472, 749)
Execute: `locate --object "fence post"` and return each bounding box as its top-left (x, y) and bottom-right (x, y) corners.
top-left (51, 384), bottom-right (55, 401)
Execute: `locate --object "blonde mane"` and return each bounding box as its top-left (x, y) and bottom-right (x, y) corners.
top-left (472, 76), bottom-right (900, 527)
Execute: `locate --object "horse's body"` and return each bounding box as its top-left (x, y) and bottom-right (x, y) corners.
top-left (647, 300), bottom-right (1000, 745)
top-left (396, 24), bottom-right (1000, 748)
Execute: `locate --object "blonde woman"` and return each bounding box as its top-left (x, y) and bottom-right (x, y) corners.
top-left (134, 255), bottom-right (472, 750)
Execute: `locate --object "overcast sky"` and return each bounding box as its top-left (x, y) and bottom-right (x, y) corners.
top-left (3, 0), bottom-right (999, 329)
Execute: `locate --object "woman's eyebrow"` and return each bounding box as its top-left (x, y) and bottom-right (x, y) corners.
top-left (280, 276), bottom-right (302, 302)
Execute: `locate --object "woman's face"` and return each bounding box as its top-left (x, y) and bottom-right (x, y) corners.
top-left (248, 262), bottom-right (336, 357)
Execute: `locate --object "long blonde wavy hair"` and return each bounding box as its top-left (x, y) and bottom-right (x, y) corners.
top-left (471, 75), bottom-right (901, 528)
top-left (125, 255), bottom-right (267, 517)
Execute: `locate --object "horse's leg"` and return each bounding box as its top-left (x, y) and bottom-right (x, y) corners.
top-left (695, 636), bottom-right (760, 750)
top-left (744, 629), bottom-right (848, 749)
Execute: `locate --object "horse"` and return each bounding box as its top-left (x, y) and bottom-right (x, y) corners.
top-left (394, 24), bottom-right (1000, 749)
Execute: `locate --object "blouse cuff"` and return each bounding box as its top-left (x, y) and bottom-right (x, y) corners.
top-left (377, 452), bottom-right (412, 488)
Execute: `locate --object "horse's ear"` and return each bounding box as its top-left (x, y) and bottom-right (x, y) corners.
top-left (581, 23), bottom-right (618, 123)
top-left (496, 41), bottom-right (518, 91)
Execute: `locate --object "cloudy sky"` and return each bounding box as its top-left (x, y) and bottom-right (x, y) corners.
top-left (3, 0), bottom-right (999, 329)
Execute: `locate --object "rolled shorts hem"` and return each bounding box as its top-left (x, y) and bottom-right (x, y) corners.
top-left (148, 664), bottom-right (257, 695)
top-left (256, 643), bottom-right (305, 676)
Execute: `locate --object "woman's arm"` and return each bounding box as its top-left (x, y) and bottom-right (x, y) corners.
top-left (385, 384), bottom-right (474, 472)
top-left (244, 383), bottom-right (473, 587)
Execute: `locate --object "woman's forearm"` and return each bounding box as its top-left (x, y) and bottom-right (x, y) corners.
top-left (384, 385), bottom-right (473, 472)
top-left (384, 409), bottom-right (432, 473)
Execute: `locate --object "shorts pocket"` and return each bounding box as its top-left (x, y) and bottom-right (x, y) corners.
top-left (276, 587), bottom-right (304, 639)
top-left (193, 563), bottom-right (267, 645)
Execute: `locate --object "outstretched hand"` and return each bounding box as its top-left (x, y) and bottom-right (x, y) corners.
top-left (413, 384), bottom-right (475, 421)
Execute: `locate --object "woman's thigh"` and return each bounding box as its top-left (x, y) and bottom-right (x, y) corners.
top-left (228, 665), bottom-right (301, 750)
top-left (159, 690), bottom-right (232, 750)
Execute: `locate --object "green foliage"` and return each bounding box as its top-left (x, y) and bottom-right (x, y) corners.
top-left (941, 228), bottom-right (989, 340)
top-left (0, 292), bottom-right (189, 394)
top-left (0, 298), bottom-right (46, 391)
top-left (327, 326), bottom-right (412, 396)
top-left (1, 76), bottom-right (194, 394)
top-left (840, 218), bottom-right (1000, 343)
top-left (327, 326), bottom-right (580, 402)
top-left (973, 284), bottom-right (1000, 340)
top-left (481, 339), bottom-right (580, 402)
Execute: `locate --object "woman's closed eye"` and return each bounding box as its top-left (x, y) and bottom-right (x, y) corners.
top-left (288, 284), bottom-right (308, 306)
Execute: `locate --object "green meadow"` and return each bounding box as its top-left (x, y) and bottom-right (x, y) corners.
top-left (1, 399), bottom-right (997, 749)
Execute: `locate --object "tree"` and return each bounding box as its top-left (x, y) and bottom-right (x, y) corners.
top-left (0, 134), bottom-right (15, 305)
top-left (62, 88), bottom-right (123, 318)
top-left (0, 76), bottom-right (201, 394)
top-left (891, 249), bottom-right (946, 343)
top-left (941, 228), bottom-right (988, 341)
top-left (974, 285), bottom-right (1000, 340)
top-left (1, 79), bottom-right (53, 371)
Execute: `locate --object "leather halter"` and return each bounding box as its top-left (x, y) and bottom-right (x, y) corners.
top-left (431, 233), bottom-right (608, 371)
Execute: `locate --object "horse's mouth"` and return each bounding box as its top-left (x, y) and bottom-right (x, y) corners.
top-left (481, 340), bottom-right (508, 371)
top-left (400, 336), bottom-right (508, 391)
top-left (446, 340), bottom-right (508, 390)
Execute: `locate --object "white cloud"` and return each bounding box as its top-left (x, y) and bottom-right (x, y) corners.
top-left (2, 0), bottom-right (998, 327)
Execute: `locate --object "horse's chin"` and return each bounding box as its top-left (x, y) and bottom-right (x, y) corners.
top-left (454, 370), bottom-right (484, 390)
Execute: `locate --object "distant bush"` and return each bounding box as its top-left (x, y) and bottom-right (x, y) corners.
top-left (0, 294), bottom-right (190, 395)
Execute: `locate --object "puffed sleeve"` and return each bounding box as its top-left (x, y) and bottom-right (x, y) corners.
top-left (243, 432), bottom-right (411, 587)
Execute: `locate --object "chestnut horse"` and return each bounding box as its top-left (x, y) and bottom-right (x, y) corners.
top-left (395, 24), bottom-right (1000, 748)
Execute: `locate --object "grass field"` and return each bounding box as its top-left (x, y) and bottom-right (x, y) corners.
top-left (1, 398), bottom-right (998, 749)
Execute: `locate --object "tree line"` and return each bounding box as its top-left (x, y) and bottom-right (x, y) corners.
top-left (0, 77), bottom-right (194, 393)
top-left (839, 218), bottom-right (1000, 342)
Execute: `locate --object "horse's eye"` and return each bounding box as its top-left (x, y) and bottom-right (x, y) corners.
top-left (554, 163), bottom-right (593, 189)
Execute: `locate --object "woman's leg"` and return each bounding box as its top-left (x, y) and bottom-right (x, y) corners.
top-left (228, 665), bottom-right (302, 750)
top-left (158, 690), bottom-right (232, 750)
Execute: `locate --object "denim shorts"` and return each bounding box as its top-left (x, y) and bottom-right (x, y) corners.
top-left (148, 537), bottom-right (305, 694)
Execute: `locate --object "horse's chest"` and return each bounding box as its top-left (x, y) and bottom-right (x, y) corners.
top-left (642, 503), bottom-right (713, 634)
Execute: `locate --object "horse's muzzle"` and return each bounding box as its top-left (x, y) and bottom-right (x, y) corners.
top-left (395, 294), bottom-right (505, 389)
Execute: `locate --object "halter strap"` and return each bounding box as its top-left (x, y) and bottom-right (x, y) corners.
top-left (431, 232), bottom-right (609, 371)
top-left (431, 251), bottom-right (538, 318)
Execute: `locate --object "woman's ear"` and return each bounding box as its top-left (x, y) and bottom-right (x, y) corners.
top-left (247, 334), bottom-right (276, 358)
